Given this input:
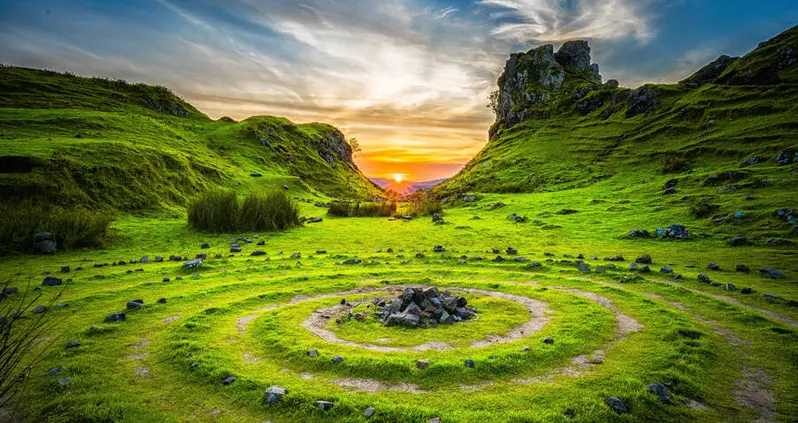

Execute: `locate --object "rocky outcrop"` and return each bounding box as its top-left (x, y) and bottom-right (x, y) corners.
top-left (681, 55), bottom-right (739, 87)
top-left (491, 41), bottom-right (602, 138)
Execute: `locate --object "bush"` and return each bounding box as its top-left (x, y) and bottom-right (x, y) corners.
top-left (327, 201), bottom-right (396, 218)
top-left (0, 202), bottom-right (113, 254)
top-left (403, 194), bottom-right (442, 217)
top-left (188, 190), bottom-right (300, 232)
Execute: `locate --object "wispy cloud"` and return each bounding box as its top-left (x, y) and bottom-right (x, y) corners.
top-left (479, 0), bottom-right (653, 42)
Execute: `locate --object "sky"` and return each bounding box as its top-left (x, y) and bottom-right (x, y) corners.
top-left (1, 1), bottom-right (797, 181)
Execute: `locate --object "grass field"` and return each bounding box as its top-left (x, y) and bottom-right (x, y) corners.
top-left (1, 187), bottom-right (796, 422)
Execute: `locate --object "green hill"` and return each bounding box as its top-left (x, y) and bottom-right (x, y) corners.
top-left (440, 25), bottom-right (798, 194)
top-left (436, 25), bottom-right (798, 243)
top-left (0, 66), bottom-right (381, 211)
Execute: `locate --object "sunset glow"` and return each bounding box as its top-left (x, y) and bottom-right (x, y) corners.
top-left (393, 174), bottom-right (405, 183)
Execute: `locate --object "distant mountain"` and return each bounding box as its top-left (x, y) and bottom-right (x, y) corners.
top-left (370, 177), bottom-right (446, 195)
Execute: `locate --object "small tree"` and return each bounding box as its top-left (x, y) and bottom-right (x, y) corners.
top-left (487, 90), bottom-right (501, 116)
top-left (349, 137), bottom-right (362, 155)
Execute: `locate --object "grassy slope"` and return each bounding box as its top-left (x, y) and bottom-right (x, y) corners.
top-left (0, 66), bottom-right (380, 211)
top-left (438, 26), bottom-right (798, 246)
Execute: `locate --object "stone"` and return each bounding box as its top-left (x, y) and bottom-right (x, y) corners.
top-left (42, 276), bottom-right (63, 286)
top-left (736, 264), bottom-right (750, 272)
top-left (725, 283), bottom-right (737, 291)
top-left (127, 300), bottom-right (144, 309)
top-left (250, 250), bottom-right (267, 257)
top-left (647, 383), bottom-right (671, 402)
top-left (33, 232), bottom-right (57, 254)
top-left (542, 337), bottom-right (554, 345)
top-left (628, 229), bottom-right (650, 238)
top-left (725, 234), bottom-right (749, 246)
top-left (162, 277), bottom-right (170, 282)
top-left (158, 298), bottom-right (167, 304)
top-left (314, 400), bottom-right (334, 411)
top-left (464, 359), bottom-right (475, 368)
top-left (662, 224), bottom-right (690, 239)
top-left (154, 256), bottom-right (163, 262)
top-left (250, 172), bottom-right (262, 177)
top-left (105, 312), bottom-right (126, 322)
top-left (760, 268), bottom-right (784, 279)
top-left (660, 266), bottom-right (673, 274)
top-left (46, 366), bottom-right (63, 377)
top-left (416, 359), bottom-right (430, 369)
top-left (365, 406), bottom-right (376, 418)
top-left (2, 287), bottom-right (18, 295)
top-left (635, 255), bottom-right (652, 264)
top-left (61, 266), bottom-right (70, 273)
top-left (528, 261), bottom-right (542, 268)
top-left (604, 397), bottom-right (627, 415)
top-left (308, 349), bottom-right (319, 357)
top-left (222, 376), bottom-right (236, 385)
top-left (65, 341), bottom-right (81, 349)
top-left (57, 377), bottom-right (72, 386)
top-left (32, 305), bottom-right (47, 314)
top-left (640, 265), bottom-right (651, 273)
top-left (698, 274), bottom-right (712, 283)
top-left (264, 386), bottom-right (286, 404)
top-left (506, 246), bottom-right (518, 255)
top-left (331, 356), bottom-right (344, 364)
top-left (522, 346), bottom-right (531, 353)
top-left (741, 288), bottom-right (753, 294)
top-left (578, 263), bottom-right (591, 273)
top-left (230, 245), bottom-right (242, 253)
top-left (342, 259), bottom-right (361, 265)
top-left (433, 245), bottom-right (445, 252)
top-left (183, 259), bottom-right (202, 269)
top-left (707, 263), bottom-right (720, 271)
top-left (432, 213), bottom-right (443, 223)
top-left (291, 252), bottom-right (301, 259)
top-left (429, 418), bottom-right (441, 423)
top-left (629, 263), bottom-right (639, 271)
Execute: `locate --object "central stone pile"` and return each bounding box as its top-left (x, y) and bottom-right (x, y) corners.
top-left (374, 287), bottom-right (477, 328)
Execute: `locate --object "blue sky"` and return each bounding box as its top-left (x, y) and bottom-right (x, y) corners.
top-left (1, 0), bottom-right (797, 179)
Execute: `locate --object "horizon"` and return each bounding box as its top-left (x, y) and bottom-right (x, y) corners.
top-left (2, 1), bottom-right (798, 180)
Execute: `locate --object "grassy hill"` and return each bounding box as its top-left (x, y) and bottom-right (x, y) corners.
top-left (0, 66), bottom-right (381, 212)
top-left (435, 24), bottom-right (798, 246)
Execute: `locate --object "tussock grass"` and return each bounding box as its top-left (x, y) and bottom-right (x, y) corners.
top-left (403, 194), bottom-right (442, 216)
top-left (0, 202), bottom-right (113, 254)
top-left (188, 190), bottom-right (299, 232)
top-left (327, 201), bottom-right (396, 217)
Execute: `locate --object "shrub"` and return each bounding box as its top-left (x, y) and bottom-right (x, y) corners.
top-left (0, 202), bottom-right (113, 254)
top-left (660, 156), bottom-right (692, 173)
top-left (188, 190), bottom-right (300, 232)
top-left (327, 201), bottom-right (396, 218)
top-left (1, 280), bottom-right (64, 410)
top-left (403, 194), bottom-right (442, 217)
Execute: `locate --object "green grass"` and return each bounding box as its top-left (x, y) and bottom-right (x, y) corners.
top-left (327, 201), bottom-right (397, 218)
top-left (1, 26), bottom-right (798, 423)
top-left (188, 190), bottom-right (300, 233)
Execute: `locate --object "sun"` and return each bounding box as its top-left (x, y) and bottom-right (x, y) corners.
top-left (393, 174), bottom-right (405, 183)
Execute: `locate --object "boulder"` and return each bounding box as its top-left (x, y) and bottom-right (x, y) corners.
top-left (647, 383), bottom-right (671, 402)
top-left (32, 305), bottom-right (47, 314)
top-left (736, 264), bottom-right (750, 272)
top-left (635, 255), bottom-right (652, 264)
top-left (127, 300), bottom-right (144, 309)
top-left (365, 406), bottom-right (376, 418)
top-left (42, 276), bottom-right (63, 286)
top-left (604, 397), bottom-right (627, 415)
top-left (105, 312), bottom-right (126, 322)
top-left (628, 229), bottom-right (650, 238)
top-left (222, 376), bottom-right (236, 385)
top-left (725, 235), bottom-right (749, 246)
top-left (264, 386), bottom-right (286, 404)
top-left (331, 356), bottom-right (344, 364)
top-left (33, 232), bottom-right (57, 254)
top-left (542, 338), bottom-right (554, 345)
top-left (707, 263), bottom-right (720, 271)
top-left (433, 245), bottom-right (445, 253)
top-left (578, 263), bottom-right (591, 273)
top-left (314, 400), bottom-right (334, 411)
top-left (760, 268), bottom-right (784, 279)
top-left (250, 251), bottom-right (267, 257)
top-left (416, 359), bottom-right (430, 370)
top-left (182, 259), bottom-right (202, 269)
top-left (464, 359), bottom-right (475, 368)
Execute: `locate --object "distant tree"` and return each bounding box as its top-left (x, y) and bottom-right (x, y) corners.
top-left (348, 137), bottom-right (362, 156)
top-left (487, 90), bottom-right (500, 116)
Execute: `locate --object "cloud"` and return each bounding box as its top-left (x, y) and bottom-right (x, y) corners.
top-left (479, 0), bottom-right (653, 42)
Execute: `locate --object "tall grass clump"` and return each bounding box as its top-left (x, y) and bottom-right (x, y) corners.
top-left (0, 202), bottom-right (113, 254)
top-left (404, 194), bottom-right (442, 216)
top-left (188, 190), bottom-right (300, 232)
top-left (327, 201), bottom-right (396, 217)
top-left (0, 279), bottom-right (64, 412)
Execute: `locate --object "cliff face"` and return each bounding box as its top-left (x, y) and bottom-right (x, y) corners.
top-left (491, 41), bottom-right (602, 138)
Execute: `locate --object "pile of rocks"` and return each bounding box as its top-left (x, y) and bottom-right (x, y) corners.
top-left (374, 287), bottom-right (477, 328)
